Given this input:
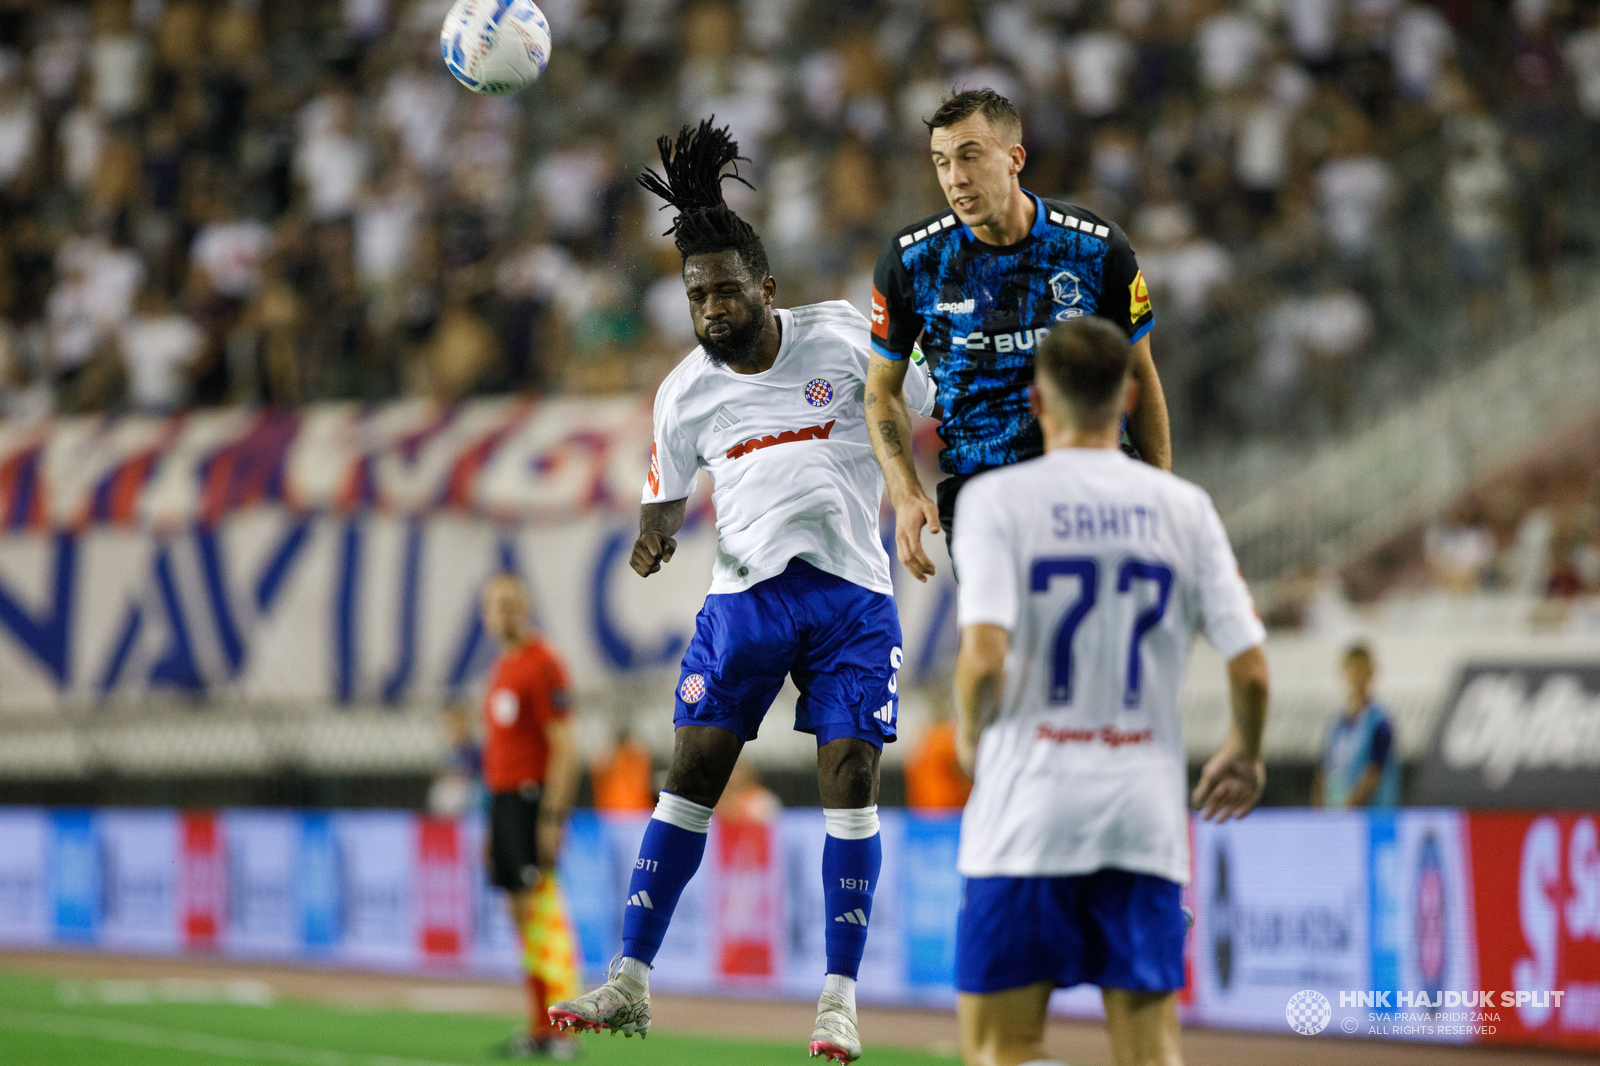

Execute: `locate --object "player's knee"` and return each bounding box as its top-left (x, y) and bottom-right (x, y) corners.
top-left (663, 729), bottom-right (741, 807)
top-left (819, 741), bottom-right (879, 807)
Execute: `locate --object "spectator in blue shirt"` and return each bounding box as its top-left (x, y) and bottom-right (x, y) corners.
top-left (1313, 643), bottom-right (1401, 808)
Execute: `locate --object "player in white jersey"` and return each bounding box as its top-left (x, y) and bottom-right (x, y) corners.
top-left (948, 317), bottom-right (1271, 1066)
top-left (550, 121), bottom-right (934, 1065)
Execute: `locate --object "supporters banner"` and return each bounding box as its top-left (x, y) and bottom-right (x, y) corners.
top-left (0, 401), bottom-right (957, 714)
top-left (0, 804), bottom-right (1594, 1050)
top-left (1415, 661), bottom-right (1600, 808)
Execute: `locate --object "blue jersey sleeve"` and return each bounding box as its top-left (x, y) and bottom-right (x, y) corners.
top-left (1097, 220), bottom-right (1154, 344)
top-left (1368, 717), bottom-right (1393, 769)
top-left (871, 238), bottom-right (921, 360)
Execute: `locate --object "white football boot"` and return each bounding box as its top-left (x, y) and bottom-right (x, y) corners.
top-left (808, 988), bottom-right (862, 1063)
top-left (548, 956), bottom-right (651, 1039)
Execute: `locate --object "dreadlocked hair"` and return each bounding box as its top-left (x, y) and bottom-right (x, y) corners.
top-left (637, 118), bottom-right (769, 279)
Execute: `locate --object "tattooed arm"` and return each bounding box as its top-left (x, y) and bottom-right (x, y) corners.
top-left (866, 353), bottom-right (940, 582)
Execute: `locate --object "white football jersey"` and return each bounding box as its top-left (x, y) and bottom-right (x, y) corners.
top-left (644, 301), bottom-right (936, 596)
top-left (951, 449), bottom-right (1265, 883)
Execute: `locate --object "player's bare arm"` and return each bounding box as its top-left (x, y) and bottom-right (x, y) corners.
top-left (631, 498), bottom-right (685, 577)
top-left (539, 716), bottom-right (580, 870)
top-left (1126, 334), bottom-right (1172, 471)
top-left (953, 622), bottom-right (1009, 777)
top-left (1343, 762), bottom-right (1385, 808)
top-left (866, 353), bottom-right (940, 582)
top-left (1192, 645), bottom-right (1270, 822)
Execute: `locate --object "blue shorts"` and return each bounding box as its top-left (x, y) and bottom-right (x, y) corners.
top-left (673, 559), bottom-right (901, 748)
top-left (956, 870), bottom-right (1186, 994)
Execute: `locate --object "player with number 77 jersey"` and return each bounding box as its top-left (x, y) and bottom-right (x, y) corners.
top-left (949, 316), bottom-right (1270, 1066)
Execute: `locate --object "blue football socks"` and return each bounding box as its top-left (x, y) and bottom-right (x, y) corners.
top-left (620, 791), bottom-right (713, 966)
top-left (822, 806), bottom-right (882, 979)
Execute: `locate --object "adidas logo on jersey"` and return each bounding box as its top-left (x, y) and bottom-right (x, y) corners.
top-left (834, 909), bottom-right (868, 926)
top-left (712, 405), bottom-right (741, 432)
top-left (628, 891), bottom-right (655, 909)
top-left (874, 700), bottom-right (894, 724)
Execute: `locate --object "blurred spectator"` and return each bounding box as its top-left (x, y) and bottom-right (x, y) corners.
top-left (295, 90), bottom-right (369, 220)
top-left (1392, 1), bottom-right (1456, 101)
top-left (1135, 202), bottom-right (1232, 325)
top-left (421, 277), bottom-right (501, 400)
top-left (1315, 125), bottom-right (1394, 262)
top-left (1444, 111), bottom-right (1513, 338)
top-left (1567, 6), bottom-right (1600, 121)
top-left (1424, 499), bottom-right (1495, 592)
top-left (1197, 2), bottom-right (1268, 93)
top-left (716, 758), bottom-right (780, 823)
top-left (191, 206), bottom-right (271, 303)
top-left (589, 727), bottom-right (655, 812)
top-left (1065, 26), bottom-right (1133, 119)
top-left (0, 321), bottom-right (50, 422)
top-left (904, 701), bottom-right (971, 811)
top-left (118, 287), bottom-right (203, 414)
top-left (428, 701), bottom-right (485, 819)
top-left (0, 59), bottom-right (38, 191)
top-left (1313, 643), bottom-right (1401, 809)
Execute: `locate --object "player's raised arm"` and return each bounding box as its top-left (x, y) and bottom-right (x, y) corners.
top-left (631, 499), bottom-right (685, 577)
top-left (866, 353), bottom-right (940, 582)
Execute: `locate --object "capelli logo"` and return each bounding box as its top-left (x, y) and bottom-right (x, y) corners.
top-left (935, 298), bottom-right (976, 314)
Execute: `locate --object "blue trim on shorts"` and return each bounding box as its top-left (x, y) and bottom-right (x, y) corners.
top-left (673, 559), bottom-right (901, 748)
top-left (956, 870), bottom-right (1186, 994)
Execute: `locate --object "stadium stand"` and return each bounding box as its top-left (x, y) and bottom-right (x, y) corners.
top-left (0, 0), bottom-right (1595, 464)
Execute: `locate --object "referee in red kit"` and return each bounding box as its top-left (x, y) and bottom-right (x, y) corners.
top-left (481, 572), bottom-right (581, 1058)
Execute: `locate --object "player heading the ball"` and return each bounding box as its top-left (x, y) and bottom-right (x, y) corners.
top-left (865, 88), bottom-right (1172, 583)
top-left (950, 316), bottom-right (1270, 1066)
top-left (548, 119), bottom-right (936, 1066)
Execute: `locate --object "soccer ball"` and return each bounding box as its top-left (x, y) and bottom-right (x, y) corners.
top-left (440, 0), bottom-right (552, 96)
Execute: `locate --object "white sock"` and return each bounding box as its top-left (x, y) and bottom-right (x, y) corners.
top-left (823, 973), bottom-right (856, 1012)
top-left (619, 956), bottom-right (651, 989)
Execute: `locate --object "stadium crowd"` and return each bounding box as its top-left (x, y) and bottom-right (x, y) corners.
top-left (0, 0), bottom-right (1595, 454)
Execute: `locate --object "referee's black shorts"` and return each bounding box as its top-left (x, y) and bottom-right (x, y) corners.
top-left (487, 783), bottom-right (543, 892)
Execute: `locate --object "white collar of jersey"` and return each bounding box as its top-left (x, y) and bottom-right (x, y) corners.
top-left (704, 307), bottom-right (794, 381)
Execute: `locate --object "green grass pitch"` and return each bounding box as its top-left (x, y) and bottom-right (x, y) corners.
top-left (0, 969), bottom-right (961, 1066)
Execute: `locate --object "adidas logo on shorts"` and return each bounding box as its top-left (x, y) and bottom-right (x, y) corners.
top-left (628, 891), bottom-right (655, 909)
top-left (833, 909), bottom-right (868, 926)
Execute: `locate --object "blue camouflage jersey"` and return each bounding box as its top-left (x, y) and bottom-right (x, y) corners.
top-left (871, 191), bottom-right (1153, 474)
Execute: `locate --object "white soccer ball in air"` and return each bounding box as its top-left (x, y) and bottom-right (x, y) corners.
top-left (440, 0), bottom-right (552, 96)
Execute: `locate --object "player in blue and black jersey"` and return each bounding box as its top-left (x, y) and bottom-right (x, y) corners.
top-left (865, 88), bottom-right (1171, 581)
